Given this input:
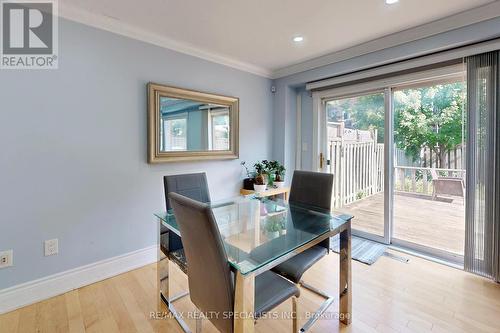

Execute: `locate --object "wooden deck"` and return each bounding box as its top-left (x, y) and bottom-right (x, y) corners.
top-left (336, 192), bottom-right (465, 255)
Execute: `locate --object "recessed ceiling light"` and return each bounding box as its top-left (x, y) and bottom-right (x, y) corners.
top-left (386, 0), bottom-right (399, 4)
top-left (293, 36), bottom-right (304, 43)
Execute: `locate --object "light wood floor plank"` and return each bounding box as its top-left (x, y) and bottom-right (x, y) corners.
top-left (0, 308), bottom-right (19, 333)
top-left (15, 301), bottom-right (37, 333)
top-left (65, 291), bottom-right (85, 333)
top-left (100, 278), bottom-right (137, 333)
top-left (2, 251), bottom-right (500, 333)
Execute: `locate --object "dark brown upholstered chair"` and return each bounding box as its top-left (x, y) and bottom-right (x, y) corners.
top-left (162, 173), bottom-right (211, 272)
top-left (169, 192), bottom-right (300, 333)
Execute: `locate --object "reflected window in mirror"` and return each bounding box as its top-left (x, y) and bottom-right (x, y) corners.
top-left (160, 112), bottom-right (188, 151)
top-left (209, 109), bottom-right (230, 151)
top-left (159, 96), bottom-right (231, 152)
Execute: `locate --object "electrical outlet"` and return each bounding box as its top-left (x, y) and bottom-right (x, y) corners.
top-left (0, 250), bottom-right (13, 268)
top-left (44, 239), bottom-right (58, 256)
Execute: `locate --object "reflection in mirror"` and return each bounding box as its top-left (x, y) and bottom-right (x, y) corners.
top-left (148, 83), bottom-right (238, 163)
top-left (159, 97), bottom-right (230, 152)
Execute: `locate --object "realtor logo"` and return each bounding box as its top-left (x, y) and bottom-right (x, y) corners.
top-left (1, 0), bottom-right (58, 69)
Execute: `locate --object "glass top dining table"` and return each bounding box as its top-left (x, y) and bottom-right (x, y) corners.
top-left (155, 195), bottom-right (351, 275)
top-left (155, 195), bottom-right (353, 331)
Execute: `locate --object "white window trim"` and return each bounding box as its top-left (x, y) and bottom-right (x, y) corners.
top-left (208, 108), bottom-right (230, 151)
top-left (163, 112), bottom-right (188, 151)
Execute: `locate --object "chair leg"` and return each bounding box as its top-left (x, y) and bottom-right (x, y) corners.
top-left (298, 281), bottom-right (335, 332)
top-left (292, 296), bottom-right (298, 333)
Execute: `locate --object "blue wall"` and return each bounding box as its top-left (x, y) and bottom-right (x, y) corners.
top-left (0, 18), bottom-right (273, 289)
top-left (272, 17), bottom-right (500, 176)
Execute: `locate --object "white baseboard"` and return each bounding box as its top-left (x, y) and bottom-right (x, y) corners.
top-left (0, 245), bottom-right (157, 314)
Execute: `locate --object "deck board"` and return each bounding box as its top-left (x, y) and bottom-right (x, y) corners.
top-left (336, 192), bottom-right (465, 255)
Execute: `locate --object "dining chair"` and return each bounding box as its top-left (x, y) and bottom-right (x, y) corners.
top-left (271, 170), bottom-right (334, 332)
top-left (169, 192), bottom-right (300, 333)
top-left (162, 172), bottom-right (211, 272)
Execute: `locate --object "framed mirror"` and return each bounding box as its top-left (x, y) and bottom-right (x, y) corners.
top-left (148, 83), bottom-right (239, 163)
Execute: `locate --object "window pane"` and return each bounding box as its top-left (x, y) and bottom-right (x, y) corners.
top-left (326, 92), bottom-right (385, 237)
top-left (163, 118), bottom-right (187, 151)
top-left (211, 112), bottom-right (230, 150)
top-left (393, 80), bottom-right (466, 255)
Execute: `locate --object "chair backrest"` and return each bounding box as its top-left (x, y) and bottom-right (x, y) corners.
top-left (289, 170), bottom-right (334, 212)
top-left (289, 170), bottom-right (334, 251)
top-left (168, 192), bottom-right (234, 333)
top-left (164, 173), bottom-right (211, 211)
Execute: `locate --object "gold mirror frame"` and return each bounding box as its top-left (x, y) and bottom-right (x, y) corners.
top-left (147, 83), bottom-right (239, 163)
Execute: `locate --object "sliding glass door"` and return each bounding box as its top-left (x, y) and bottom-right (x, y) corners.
top-left (392, 78), bottom-right (466, 262)
top-left (315, 64), bottom-right (467, 262)
top-left (322, 91), bottom-right (389, 243)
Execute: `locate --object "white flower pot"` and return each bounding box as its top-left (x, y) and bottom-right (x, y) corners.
top-left (253, 184), bottom-right (267, 192)
top-left (274, 181), bottom-right (285, 188)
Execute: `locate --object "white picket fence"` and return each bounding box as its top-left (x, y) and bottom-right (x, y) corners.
top-left (328, 140), bottom-right (384, 208)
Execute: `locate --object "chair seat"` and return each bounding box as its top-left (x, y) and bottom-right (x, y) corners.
top-left (272, 245), bottom-right (328, 283)
top-left (254, 271), bottom-right (300, 318)
top-left (167, 250), bottom-right (299, 319)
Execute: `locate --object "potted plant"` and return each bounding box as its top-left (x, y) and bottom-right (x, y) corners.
top-left (273, 162), bottom-right (286, 188)
top-left (262, 160), bottom-right (273, 186)
top-left (266, 160), bottom-right (285, 188)
top-left (240, 161), bottom-right (255, 190)
top-left (253, 162), bottom-right (267, 192)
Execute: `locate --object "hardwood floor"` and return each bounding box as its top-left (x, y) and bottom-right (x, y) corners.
top-left (336, 193), bottom-right (465, 254)
top-left (2, 250), bottom-right (499, 333)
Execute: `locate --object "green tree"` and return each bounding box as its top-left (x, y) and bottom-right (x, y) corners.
top-left (327, 93), bottom-right (385, 143)
top-left (394, 82), bottom-right (465, 167)
top-left (327, 82), bottom-right (465, 167)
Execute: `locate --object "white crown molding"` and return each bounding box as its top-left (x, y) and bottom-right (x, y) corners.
top-left (58, 3), bottom-right (273, 78)
top-left (0, 245), bottom-right (157, 314)
top-left (271, 1), bottom-right (500, 79)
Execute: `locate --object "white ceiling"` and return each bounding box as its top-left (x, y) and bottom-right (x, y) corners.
top-left (61, 0), bottom-right (497, 77)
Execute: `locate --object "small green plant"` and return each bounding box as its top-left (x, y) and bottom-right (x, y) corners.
top-left (273, 163), bottom-right (286, 182)
top-left (254, 161), bottom-right (266, 185)
top-left (263, 160), bottom-right (287, 183)
top-left (261, 160), bottom-right (273, 185)
top-left (251, 160), bottom-right (286, 186)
